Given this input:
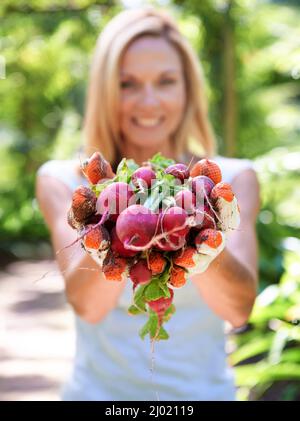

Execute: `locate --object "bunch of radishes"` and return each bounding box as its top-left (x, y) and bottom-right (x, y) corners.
top-left (67, 152), bottom-right (240, 341)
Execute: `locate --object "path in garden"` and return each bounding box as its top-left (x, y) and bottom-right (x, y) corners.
top-left (0, 259), bottom-right (74, 401)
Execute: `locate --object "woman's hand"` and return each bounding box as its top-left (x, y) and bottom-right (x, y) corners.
top-left (36, 174), bottom-right (126, 324)
top-left (190, 168), bottom-right (260, 328)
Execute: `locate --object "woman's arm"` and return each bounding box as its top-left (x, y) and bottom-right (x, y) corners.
top-left (36, 175), bottom-right (126, 324)
top-left (190, 168), bottom-right (260, 328)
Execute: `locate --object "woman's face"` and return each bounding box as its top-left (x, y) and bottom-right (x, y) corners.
top-left (119, 36), bottom-right (187, 152)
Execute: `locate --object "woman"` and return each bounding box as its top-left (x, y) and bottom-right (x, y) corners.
top-left (36, 7), bottom-right (260, 400)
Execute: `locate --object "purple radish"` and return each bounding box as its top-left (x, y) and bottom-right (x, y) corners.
top-left (96, 182), bottom-right (134, 222)
top-left (131, 166), bottom-right (156, 189)
top-left (116, 205), bottom-right (158, 249)
top-left (161, 206), bottom-right (189, 237)
top-left (165, 163), bottom-right (190, 183)
top-left (192, 176), bottom-right (215, 206)
top-left (147, 288), bottom-right (174, 325)
top-left (129, 260), bottom-right (152, 286)
top-left (110, 226), bottom-right (138, 257)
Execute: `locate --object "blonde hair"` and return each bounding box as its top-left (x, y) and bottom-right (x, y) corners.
top-left (83, 6), bottom-right (216, 167)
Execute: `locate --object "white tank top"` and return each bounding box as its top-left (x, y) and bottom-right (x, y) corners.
top-left (37, 155), bottom-right (254, 401)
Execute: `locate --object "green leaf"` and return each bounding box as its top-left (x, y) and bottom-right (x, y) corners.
top-left (156, 326), bottom-right (169, 340)
top-left (126, 159), bottom-right (139, 173)
top-left (281, 348), bottom-right (300, 364)
top-left (235, 362), bottom-right (300, 388)
top-left (144, 281), bottom-right (164, 301)
top-left (148, 311), bottom-right (159, 338)
top-left (158, 282), bottom-right (170, 297)
top-left (159, 263), bottom-right (171, 285)
top-left (268, 327), bottom-right (290, 365)
top-left (133, 284), bottom-right (147, 312)
top-left (139, 321), bottom-right (150, 340)
top-left (230, 334), bottom-right (274, 366)
top-left (115, 158), bottom-right (138, 183)
top-left (148, 152), bottom-right (175, 170)
top-left (94, 177), bottom-right (115, 195)
top-left (128, 305), bottom-right (143, 316)
top-left (163, 304), bottom-right (176, 322)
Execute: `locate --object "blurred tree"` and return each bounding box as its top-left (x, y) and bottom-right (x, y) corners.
top-left (172, 0), bottom-right (300, 158)
top-left (0, 0), bottom-right (121, 258)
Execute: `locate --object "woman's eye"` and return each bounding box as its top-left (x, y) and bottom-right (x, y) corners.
top-left (120, 80), bottom-right (135, 89)
top-left (160, 78), bottom-right (176, 85)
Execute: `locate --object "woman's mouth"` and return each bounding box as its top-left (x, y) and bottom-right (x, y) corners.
top-left (132, 117), bottom-right (164, 128)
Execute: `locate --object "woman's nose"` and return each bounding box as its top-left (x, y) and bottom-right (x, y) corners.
top-left (139, 84), bottom-right (160, 107)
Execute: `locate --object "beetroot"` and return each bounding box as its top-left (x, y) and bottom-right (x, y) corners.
top-left (165, 163), bottom-right (189, 183)
top-left (96, 182), bottom-right (134, 222)
top-left (110, 226), bottom-right (138, 257)
top-left (147, 288), bottom-right (174, 324)
top-left (116, 205), bottom-right (158, 249)
top-left (192, 176), bottom-right (215, 206)
top-left (129, 260), bottom-right (152, 286)
top-left (161, 206), bottom-right (189, 237)
top-left (131, 166), bottom-right (156, 189)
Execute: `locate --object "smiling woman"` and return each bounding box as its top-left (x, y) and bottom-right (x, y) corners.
top-left (36, 5), bottom-right (260, 401)
top-left (83, 6), bottom-right (216, 171)
top-left (119, 36), bottom-right (186, 162)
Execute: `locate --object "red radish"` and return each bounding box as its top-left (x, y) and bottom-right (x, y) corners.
top-left (148, 251), bottom-right (167, 275)
top-left (96, 182), bottom-right (134, 222)
top-left (192, 176), bottom-right (215, 205)
top-left (168, 265), bottom-right (187, 288)
top-left (102, 250), bottom-right (128, 282)
top-left (147, 288), bottom-right (174, 325)
top-left (83, 224), bottom-right (110, 251)
top-left (67, 208), bottom-right (83, 230)
top-left (190, 158), bottom-right (222, 184)
top-left (116, 205), bottom-right (158, 249)
top-left (71, 185), bottom-right (97, 222)
top-left (175, 190), bottom-right (196, 215)
top-left (161, 206), bottom-right (189, 237)
top-left (110, 227), bottom-right (137, 257)
top-left (165, 163), bottom-right (189, 183)
top-left (81, 151), bottom-right (115, 184)
top-left (210, 182), bottom-right (234, 203)
top-left (131, 166), bottom-right (156, 189)
top-left (194, 228), bottom-right (224, 253)
top-left (129, 260), bottom-right (152, 286)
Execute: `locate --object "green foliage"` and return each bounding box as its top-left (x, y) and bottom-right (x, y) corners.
top-left (148, 152), bottom-right (176, 170)
top-left (230, 243), bottom-right (300, 400)
top-left (0, 0), bottom-right (121, 257)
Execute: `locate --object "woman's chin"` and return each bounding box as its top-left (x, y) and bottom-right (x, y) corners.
top-left (124, 137), bottom-right (168, 151)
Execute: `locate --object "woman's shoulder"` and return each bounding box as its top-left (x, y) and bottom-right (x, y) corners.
top-left (213, 155), bottom-right (255, 184)
top-left (37, 158), bottom-right (86, 191)
top-left (37, 158), bottom-right (79, 175)
top-left (182, 151), bottom-right (255, 183)
top-left (213, 154), bottom-right (254, 166)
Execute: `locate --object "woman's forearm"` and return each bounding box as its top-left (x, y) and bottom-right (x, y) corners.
top-left (191, 248), bottom-right (257, 328)
top-left (60, 244), bottom-right (126, 324)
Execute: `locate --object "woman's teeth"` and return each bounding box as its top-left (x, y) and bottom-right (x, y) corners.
top-left (133, 117), bottom-right (162, 127)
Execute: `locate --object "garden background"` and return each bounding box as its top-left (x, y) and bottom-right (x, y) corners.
top-left (1, 0), bottom-right (300, 401)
